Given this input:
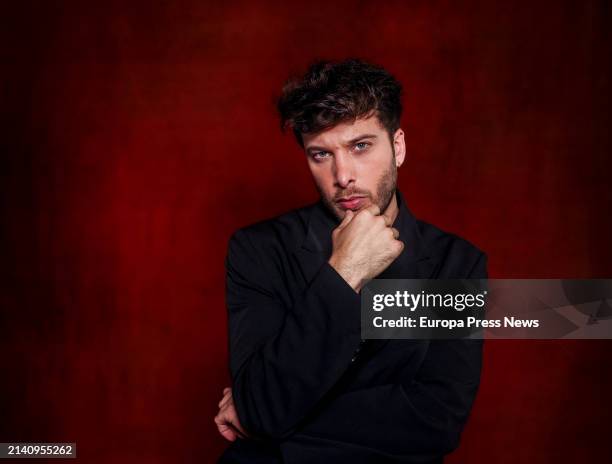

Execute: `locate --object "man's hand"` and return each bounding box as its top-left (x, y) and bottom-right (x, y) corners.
top-left (214, 387), bottom-right (249, 441)
top-left (328, 204), bottom-right (403, 293)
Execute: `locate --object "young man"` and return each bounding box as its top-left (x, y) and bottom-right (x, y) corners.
top-left (215, 59), bottom-right (487, 464)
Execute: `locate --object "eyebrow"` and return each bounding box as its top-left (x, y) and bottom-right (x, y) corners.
top-left (305, 134), bottom-right (378, 153)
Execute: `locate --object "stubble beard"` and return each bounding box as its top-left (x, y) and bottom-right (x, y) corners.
top-left (318, 150), bottom-right (398, 222)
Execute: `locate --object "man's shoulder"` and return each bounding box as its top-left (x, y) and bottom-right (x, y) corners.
top-left (228, 202), bottom-right (316, 252)
top-left (417, 219), bottom-right (484, 257)
top-left (415, 219), bottom-right (487, 276)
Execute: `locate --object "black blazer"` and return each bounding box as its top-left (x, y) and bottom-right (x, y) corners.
top-left (219, 189), bottom-right (487, 464)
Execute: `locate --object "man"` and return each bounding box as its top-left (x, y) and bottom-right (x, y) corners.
top-left (215, 59), bottom-right (487, 463)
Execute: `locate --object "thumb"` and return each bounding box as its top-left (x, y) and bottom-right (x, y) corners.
top-left (337, 210), bottom-right (354, 231)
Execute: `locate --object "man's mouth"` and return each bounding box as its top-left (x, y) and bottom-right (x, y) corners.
top-left (336, 196), bottom-right (367, 210)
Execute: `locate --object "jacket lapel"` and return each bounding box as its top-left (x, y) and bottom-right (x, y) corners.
top-left (291, 198), bottom-right (337, 285)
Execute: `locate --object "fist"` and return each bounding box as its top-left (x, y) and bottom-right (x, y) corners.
top-left (328, 204), bottom-right (403, 292)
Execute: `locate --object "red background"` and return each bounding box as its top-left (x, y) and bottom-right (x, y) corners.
top-left (2, 1), bottom-right (611, 462)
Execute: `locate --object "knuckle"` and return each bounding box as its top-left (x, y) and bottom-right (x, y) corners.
top-left (354, 211), bottom-right (366, 222)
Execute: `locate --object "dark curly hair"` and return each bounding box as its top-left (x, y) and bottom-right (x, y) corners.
top-left (276, 58), bottom-right (403, 148)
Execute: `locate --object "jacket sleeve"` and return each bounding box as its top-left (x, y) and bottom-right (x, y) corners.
top-left (286, 252), bottom-right (488, 460)
top-left (225, 228), bottom-right (363, 440)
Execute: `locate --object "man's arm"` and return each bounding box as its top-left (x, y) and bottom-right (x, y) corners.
top-left (225, 206), bottom-right (403, 441)
top-left (225, 227), bottom-right (363, 441)
top-left (283, 252), bottom-right (488, 460)
top-left (224, 203), bottom-right (448, 447)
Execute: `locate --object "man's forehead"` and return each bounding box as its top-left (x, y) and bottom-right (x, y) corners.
top-left (302, 114), bottom-right (385, 148)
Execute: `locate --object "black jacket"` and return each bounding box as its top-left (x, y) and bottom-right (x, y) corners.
top-left (219, 189), bottom-right (487, 464)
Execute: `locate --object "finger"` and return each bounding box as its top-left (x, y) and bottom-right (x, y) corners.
top-left (363, 203), bottom-right (381, 217)
top-left (383, 210), bottom-right (398, 226)
top-left (336, 210), bottom-right (354, 230)
top-left (218, 393), bottom-right (231, 409)
top-left (223, 387), bottom-right (231, 394)
top-left (379, 215), bottom-right (392, 227)
top-left (396, 240), bottom-right (405, 254)
top-left (222, 400), bottom-right (250, 438)
top-left (214, 414), bottom-right (236, 441)
top-left (218, 390), bottom-right (232, 408)
top-left (219, 424), bottom-right (237, 442)
top-left (390, 227), bottom-right (399, 239)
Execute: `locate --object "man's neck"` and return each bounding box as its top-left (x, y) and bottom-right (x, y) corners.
top-left (382, 191), bottom-right (399, 226)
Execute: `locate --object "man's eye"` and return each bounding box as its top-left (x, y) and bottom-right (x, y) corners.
top-left (355, 142), bottom-right (370, 151)
top-left (312, 151), bottom-right (330, 160)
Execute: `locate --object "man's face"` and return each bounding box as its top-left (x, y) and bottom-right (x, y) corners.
top-left (302, 114), bottom-right (406, 221)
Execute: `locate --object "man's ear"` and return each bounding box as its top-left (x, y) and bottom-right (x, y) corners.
top-left (393, 128), bottom-right (406, 167)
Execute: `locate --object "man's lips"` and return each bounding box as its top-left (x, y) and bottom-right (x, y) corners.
top-left (336, 196), bottom-right (367, 210)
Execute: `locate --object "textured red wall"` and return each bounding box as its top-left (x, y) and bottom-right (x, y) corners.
top-left (2, 1), bottom-right (610, 462)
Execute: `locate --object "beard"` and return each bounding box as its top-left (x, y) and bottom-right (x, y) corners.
top-left (317, 149), bottom-right (398, 222)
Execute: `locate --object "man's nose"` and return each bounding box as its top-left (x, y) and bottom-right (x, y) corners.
top-left (333, 152), bottom-right (355, 188)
